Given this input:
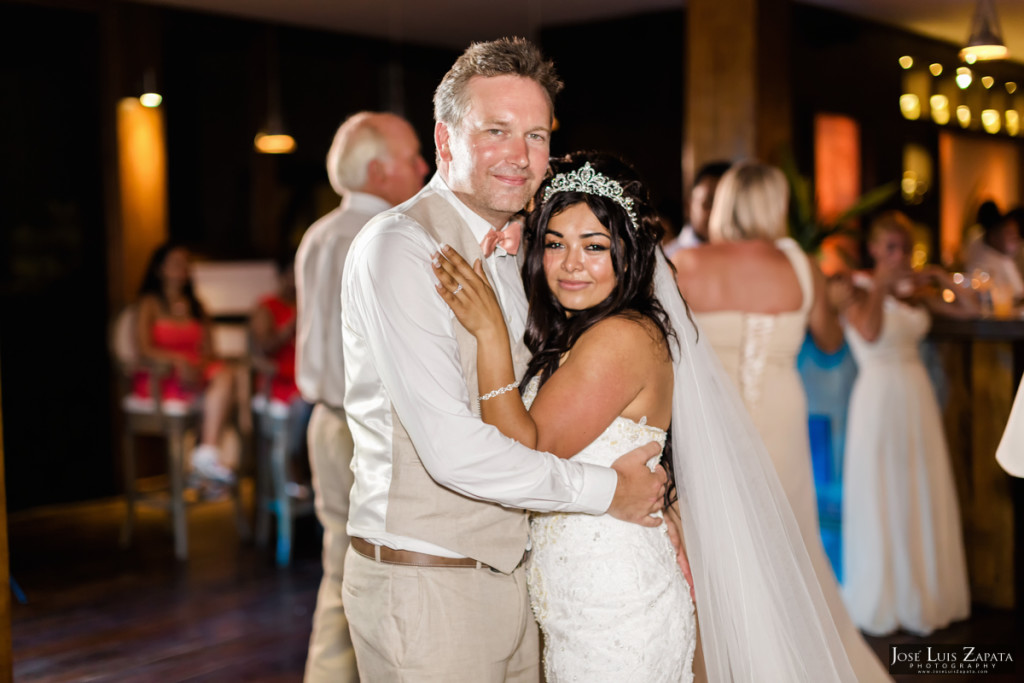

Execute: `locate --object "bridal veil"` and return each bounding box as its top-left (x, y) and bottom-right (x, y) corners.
top-left (655, 256), bottom-right (857, 682)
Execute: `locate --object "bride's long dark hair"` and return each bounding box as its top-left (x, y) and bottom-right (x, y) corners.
top-left (521, 151), bottom-right (675, 387)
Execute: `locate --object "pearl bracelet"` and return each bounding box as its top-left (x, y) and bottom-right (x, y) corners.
top-left (476, 380), bottom-right (520, 410)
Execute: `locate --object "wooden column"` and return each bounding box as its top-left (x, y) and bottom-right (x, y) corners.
top-left (684, 0), bottom-right (792, 188)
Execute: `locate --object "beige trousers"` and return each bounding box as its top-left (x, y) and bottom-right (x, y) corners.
top-left (342, 546), bottom-right (540, 682)
top-left (304, 404), bottom-right (358, 683)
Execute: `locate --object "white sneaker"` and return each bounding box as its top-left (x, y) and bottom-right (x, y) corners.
top-left (191, 444), bottom-right (236, 485)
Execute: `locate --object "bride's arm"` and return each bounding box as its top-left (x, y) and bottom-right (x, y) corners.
top-left (434, 247), bottom-right (653, 459)
top-left (433, 247), bottom-right (538, 447)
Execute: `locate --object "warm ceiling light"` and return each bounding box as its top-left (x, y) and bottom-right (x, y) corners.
top-left (930, 95), bottom-right (950, 125)
top-left (982, 76), bottom-right (995, 89)
top-left (1007, 82), bottom-right (1018, 94)
top-left (929, 63), bottom-right (944, 77)
top-left (960, 0), bottom-right (1010, 62)
top-left (1006, 110), bottom-right (1020, 136)
top-left (139, 68), bottom-right (161, 108)
top-left (899, 56), bottom-right (914, 69)
top-left (981, 108), bottom-right (1001, 133)
top-left (254, 132), bottom-right (296, 154)
top-left (956, 67), bottom-right (973, 89)
top-left (957, 105), bottom-right (972, 128)
top-left (900, 94), bottom-right (921, 120)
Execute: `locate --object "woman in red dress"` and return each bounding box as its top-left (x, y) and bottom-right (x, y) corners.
top-left (134, 243), bottom-right (243, 485)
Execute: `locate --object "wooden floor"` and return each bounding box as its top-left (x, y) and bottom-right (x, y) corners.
top-left (8, 494), bottom-right (1020, 681)
top-left (9, 492), bottom-right (323, 682)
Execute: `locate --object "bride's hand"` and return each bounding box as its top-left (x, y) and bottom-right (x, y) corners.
top-left (433, 244), bottom-right (508, 343)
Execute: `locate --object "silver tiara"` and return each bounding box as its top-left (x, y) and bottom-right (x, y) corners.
top-left (541, 162), bottom-right (639, 230)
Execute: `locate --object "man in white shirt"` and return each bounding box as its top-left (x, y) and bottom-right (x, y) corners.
top-left (663, 160), bottom-right (730, 258)
top-left (340, 38), bottom-right (667, 681)
top-left (965, 208), bottom-right (1024, 303)
top-left (296, 111), bottom-right (428, 683)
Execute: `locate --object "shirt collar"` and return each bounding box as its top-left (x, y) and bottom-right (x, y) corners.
top-left (427, 173), bottom-right (517, 247)
top-left (340, 190), bottom-right (394, 216)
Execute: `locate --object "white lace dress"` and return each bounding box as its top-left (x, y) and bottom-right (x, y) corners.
top-left (523, 377), bottom-right (696, 682)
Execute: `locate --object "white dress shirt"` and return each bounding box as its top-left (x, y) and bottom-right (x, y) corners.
top-left (663, 225), bottom-right (703, 259)
top-left (341, 173), bottom-right (618, 557)
top-left (295, 191), bottom-right (392, 408)
top-left (965, 239), bottom-right (1024, 299)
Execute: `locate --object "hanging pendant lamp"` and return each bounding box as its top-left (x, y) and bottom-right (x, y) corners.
top-left (960, 0), bottom-right (1009, 63)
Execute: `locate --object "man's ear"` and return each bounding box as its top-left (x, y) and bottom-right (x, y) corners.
top-left (366, 157), bottom-right (386, 185)
top-left (435, 121), bottom-right (452, 163)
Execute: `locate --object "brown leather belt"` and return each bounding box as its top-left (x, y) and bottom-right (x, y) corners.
top-left (351, 536), bottom-right (487, 569)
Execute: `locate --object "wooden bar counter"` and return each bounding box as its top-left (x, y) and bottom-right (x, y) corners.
top-left (930, 316), bottom-right (1024, 611)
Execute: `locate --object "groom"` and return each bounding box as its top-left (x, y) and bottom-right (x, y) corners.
top-left (340, 37), bottom-right (667, 681)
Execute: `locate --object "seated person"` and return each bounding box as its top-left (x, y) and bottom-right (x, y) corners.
top-left (134, 242), bottom-right (243, 486)
top-left (250, 253), bottom-right (313, 490)
top-left (965, 207), bottom-right (1024, 303)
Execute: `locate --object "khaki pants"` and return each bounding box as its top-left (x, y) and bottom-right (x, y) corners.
top-left (304, 404), bottom-right (358, 682)
top-left (305, 574), bottom-right (359, 683)
top-left (342, 546), bottom-right (540, 682)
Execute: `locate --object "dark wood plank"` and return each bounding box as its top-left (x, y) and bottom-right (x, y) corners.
top-left (10, 495), bottom-right (322, 682)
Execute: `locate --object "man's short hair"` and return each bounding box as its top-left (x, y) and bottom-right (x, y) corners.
top-left (693, 160), bottom-right (731, 188)
top-left (433, 37), bottom-right (563, 129)
top-left (326, 112), bottom-right (391, 195)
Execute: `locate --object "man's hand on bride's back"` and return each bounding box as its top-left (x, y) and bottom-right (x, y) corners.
top-left (608, 442), bottom-right (667, 527)
top-left (432, 245), bottom-right (508, 343)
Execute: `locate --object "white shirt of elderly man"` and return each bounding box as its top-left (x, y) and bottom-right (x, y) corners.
top-left (296, 111), bottom-right (427, 683)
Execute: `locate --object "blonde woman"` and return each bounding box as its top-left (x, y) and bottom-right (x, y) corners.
top-left (673, 160), bottom-right (890, 681)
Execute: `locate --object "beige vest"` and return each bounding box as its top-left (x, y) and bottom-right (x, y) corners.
top-left (384, 193), bottom-right (531, 573)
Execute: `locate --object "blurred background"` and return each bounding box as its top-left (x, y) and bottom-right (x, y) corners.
top-left (2, 0), bottom-right (1022, 512)
top-left (1, 0), bottom-right (1022, 678)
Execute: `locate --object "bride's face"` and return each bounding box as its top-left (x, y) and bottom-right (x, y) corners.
top-left (543, 202), bottom-right (618, 313)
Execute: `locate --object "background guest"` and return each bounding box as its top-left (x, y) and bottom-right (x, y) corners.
top-left (673, 160), bottom-right (890, 680)
top-left (965, 206), bottom-right (1024, 305)
top-left (250, 252), bottom-right (313, 488)
top-left (662, 160), bottom-right (730, 257)
top-left (134, 242), bottom-right (245, 487)
top-left (295, 111), bottom-right (428, 683)
top-left (833, 210), bottom-right (973, 636)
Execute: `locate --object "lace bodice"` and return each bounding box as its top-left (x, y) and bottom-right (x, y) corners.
top-left (521, 377), bottom-right (694, 682)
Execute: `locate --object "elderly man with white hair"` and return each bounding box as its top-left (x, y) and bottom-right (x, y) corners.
top-left (295, 111), bottom-right (428, 683)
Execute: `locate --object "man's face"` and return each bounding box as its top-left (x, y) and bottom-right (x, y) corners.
top-left (689, 176), bottom-right (719, 242)
top-left (437, 75), bottom-right (552, 228)
top-left (378, 117), bottom-right (429, 206)
top-left (993, 220), bottom-right (1022, 256)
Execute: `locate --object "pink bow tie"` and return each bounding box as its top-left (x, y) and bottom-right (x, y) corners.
top-left (480, 220), bottom-right (523, 257)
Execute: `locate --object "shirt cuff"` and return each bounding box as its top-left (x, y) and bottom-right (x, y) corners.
top-left (574, 462), bottom-right (618, 515)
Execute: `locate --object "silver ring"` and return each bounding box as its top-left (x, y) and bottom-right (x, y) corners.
top-left (453, 283), bottom-right (463, 295)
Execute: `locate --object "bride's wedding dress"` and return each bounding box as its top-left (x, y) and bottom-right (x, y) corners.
top-left (516, 259), bottom-right (857, 682)
top-left (523, 377), bottom-right (696, 682)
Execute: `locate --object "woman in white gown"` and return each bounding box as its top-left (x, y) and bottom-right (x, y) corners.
top-left (673, 161), bottom-right (891, 681)
top-left (834, 210), bottom-right (973, 635)
top-left (434, 152), bottom-right (857, 682)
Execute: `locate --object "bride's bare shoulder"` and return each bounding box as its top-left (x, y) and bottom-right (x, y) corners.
top-left (574, 314), bottom-right (670, 364)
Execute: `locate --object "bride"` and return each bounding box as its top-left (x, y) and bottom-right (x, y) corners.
top-left (433, 151), bottom-right (856, 681)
